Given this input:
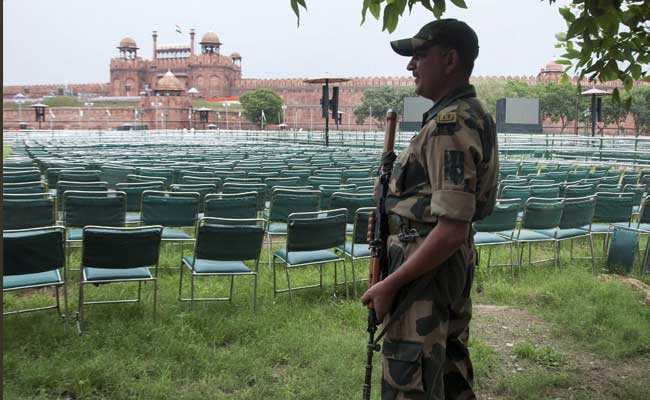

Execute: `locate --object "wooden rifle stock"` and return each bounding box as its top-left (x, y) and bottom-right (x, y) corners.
top-left (363, 110), bottom-right (397, 400)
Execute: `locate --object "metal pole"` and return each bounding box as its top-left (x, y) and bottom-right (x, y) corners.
top-left (324, 79), bottom-right (330, 146)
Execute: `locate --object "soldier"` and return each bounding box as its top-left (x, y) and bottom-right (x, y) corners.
top-left (361, 19), bottom-right (499, 400)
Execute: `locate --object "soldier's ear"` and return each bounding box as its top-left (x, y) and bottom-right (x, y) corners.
top-left (445, 49), bottom-right (462, 74)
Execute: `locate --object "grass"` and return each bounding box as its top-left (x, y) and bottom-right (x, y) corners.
top-left (4, 235), bottom-right (650, 399)
top-left (192, 99), bottom-right (242, 112)
top-left (4, 146), bottom-right (12, 158)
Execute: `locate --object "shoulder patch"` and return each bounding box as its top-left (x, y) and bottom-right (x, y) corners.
top-left (436, 110), bottom-right (457, 124)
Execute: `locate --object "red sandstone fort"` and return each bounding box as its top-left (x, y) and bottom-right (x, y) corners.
top-left (2, 30), bottom-right (644, 131)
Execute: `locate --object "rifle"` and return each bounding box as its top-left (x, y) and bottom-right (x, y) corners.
top-left (363, 110), bottom-right (397, 400)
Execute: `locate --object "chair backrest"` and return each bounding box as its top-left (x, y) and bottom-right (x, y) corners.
top-left (330, 192), bottom-right (375, 223)
top-left (622, 184), bottom-right (645, 207)
top-left (180, 176), bottom-right (223, 190)
top-left (136, 168), bottom-right (174, 184)
top-left (116, 181), bottom-right (166, 212)
top-left (222, 183), bottom-right (266, 211)
top-left (563, 184), bottom-right (595, 199)
top-left (595, 184), bottom-right (621, 193)
top-left (101, 165), bottom-right (136, 188)
top-left (180, 170), bottom-right (214, 179)
top-left (286, 209), bottom-right (347, 252)
top-left (528, 179), bottom-right (555, 186)
top-left (171, 184), bottom-right (218, 212)
top-left (212, 170), bottom-right (247, 180)
top-left (249, 171), bottom-right (280, 181)
top-left (268, 189), bottom-right (321, 223)
top-left (593, 192), bottom-right (634, 223)
top-left (308, 176), bottom-right (341, 187)
top-left (58, 169), bottom-right (102, 183)
top-left (63, 191), bottom-right (127, 229)
top-left (224, 177), bottom-right (262, 184)
top-left (319, 184), bottom-right (356, 209)
top-left (352, 207), bottom-right (374, 245)
top-left (127, 174), bottom-right (169, 186)
top-left (141, 190), bottom-right (200, 227)
top-left (82, 226), bottom-right (163, 269)
top-left (3, 226), bottom-right (65, 277)
top-left (621, 173), bottom-right (640, 186)
top-left (204, 192), bottom-right (258, 219)
top-left (194, 218), bottom-right (265, 263)
top-left (500, 186), bottom-right (531, 209)
top-left (546, 171), bottom-right (568, 183)
top-left (567, 171), bottom-right (588, 182)
top-left (606, 226), bottom-right (639, 275)
top-left (46, 167), bottom-right (85, 187)
top-left (520, 197), bottom-right (565, 230)
top-left (473, 198), bottom-right (520, 233)
top-left (4, 170), bottom-right (41, 184)
top-left (355, 185), bottom-right (374, 194)
top-left (342, 169), bottom-right (371, 181)
top-left (3, 193), bottom-right (56, 230)
top-left (265, 177), bottom-right (301, 197)
top-left (559, 195), bottom-right (596, 230)
top-left (57, 181), bottom-right (110, 209)
top-left (530, 184), bottom-right (560, 199)
top-left (3, 181), bottom-right (47, 194)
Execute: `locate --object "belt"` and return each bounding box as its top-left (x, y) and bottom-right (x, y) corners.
top-left (387, 214), bottom-right (436, 238)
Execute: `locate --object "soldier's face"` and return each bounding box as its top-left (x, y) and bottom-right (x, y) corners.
top-left (407, 45), bottom-right (453, 101)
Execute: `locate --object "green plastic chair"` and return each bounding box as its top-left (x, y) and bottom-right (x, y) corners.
top-left (335, 207), bottom-right (374, 296)
top-left (136, 168), bottom-right (174, 186)
top-left (473, 198), bottom-right (520, 276)
top-left (141, 190), bottom-right (200, 245)
top-left (592, 192), bottom-right (635, 254)
top-left (116, 181), bottom-right (165, 223)
top-left (530, 184), bottom-right (560, 199)
top-left (171, 184), bottom-right (218, 213)
top-left (4, 193), bottom-right (56, 230)
top-left (537, 195), bottom-right (596, 272)
top-left (606, 226), bottom-right (640, 275)
top-left (58, 170), bottom-right (102, 183)
top-left (330, 192), bottom-right (376, 232)
top-left (3, 226), bottom-right (67, 321)
top-left (101, 165), bottom-right (136, 188)
top-left (204, 192), bottom-right (258, 219)
top-left (179, 217), bottom-right (266, 312)
top-left (266, 189), bottom-right (322, 268)
top-left (272, 209), bottom-right (348, 302)
top-left (127, 174), bottom-right (169, 187)
top-left (511, 197), bottom-right (565, 271)
top-left (76, 225), bottom-right (163, 333)
top-left (62, 190), bottom-right (127, 242)
top-left (308, 175), bottom-right (341, 187)
top-left (222, 183), bottom-right (266, 212)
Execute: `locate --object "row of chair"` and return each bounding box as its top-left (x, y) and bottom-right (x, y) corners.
top-left (474, 194), bottom-right (650, 276)
top-left (4, 207), bottom-right (375, 333)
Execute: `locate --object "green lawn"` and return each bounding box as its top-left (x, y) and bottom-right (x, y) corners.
top-left (3, 236), bottom-right (649, 399)
top-left (4, 146), bottom-right (12, 158)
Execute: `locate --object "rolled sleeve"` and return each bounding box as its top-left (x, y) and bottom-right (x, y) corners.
top-left (425, 122), bottom-right (482, 222)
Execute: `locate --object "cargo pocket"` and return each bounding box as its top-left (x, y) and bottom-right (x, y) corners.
top-left (382, 340), bottom-right (425, 393)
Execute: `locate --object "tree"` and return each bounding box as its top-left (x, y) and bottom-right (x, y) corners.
top-left (536, 82), bottom-right (577, 134)
top-left (290, 0), bottom-right (650, 91)
top-left (239, 89), bottom-right (283, 126)
top-left (629, 86), bottom-right (650, 135)
top-left (353, 86), bottom-right (415, 126)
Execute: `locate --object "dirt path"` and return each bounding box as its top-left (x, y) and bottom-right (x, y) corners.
top-left (472, 304), bottom-right (650, 400)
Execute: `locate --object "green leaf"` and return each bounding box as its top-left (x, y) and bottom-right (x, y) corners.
top-left (630, 64), bottom-right (642, 80)
top-left (432, 0), bottom-right (446, 18)
top-left (449, 0), bottom-right (468, 9)
top-left (369, 0), bottom-right (381, 20)
top-left (361, 0), bottom-right (370, 24)
top-left (559, 7), bottom-right (575, 23)
top-left (383, 3), bottom-right (400, 32)
top-left (555, 59), bottom-right (573, 65)
top-left (566, 17), bottom-right (587, 40)
top-left (421, 0), bottom-right (434, 12)
top-left (612, 88), bottom-right (620, 102)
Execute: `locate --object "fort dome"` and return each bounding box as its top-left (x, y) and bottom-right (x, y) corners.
top-left (156, 70), bottom-right (184, 92)
top-left (119, 37), bottom-right (138, 49)
top-left (200, 32), bottom-right (221, 45)
top-left (230, 52), bottom-right (241, 60)
top-left (544, 61), bottom-right (564, 73)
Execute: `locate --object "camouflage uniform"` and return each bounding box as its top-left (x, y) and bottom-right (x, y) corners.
top-left (381, 84), bottom-right (498, 400)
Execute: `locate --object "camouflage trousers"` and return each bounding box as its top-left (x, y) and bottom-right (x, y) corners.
top-left (381, 234), bottom-right (476, 400)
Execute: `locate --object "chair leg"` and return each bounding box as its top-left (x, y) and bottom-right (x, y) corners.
top-left (77, 282), bottom-right (84, 334)
top-left (342, 259), bottom-right (349, 300)
top-left (253, 274), bottom-right (258, 314)
top-left (486, 246), bottom-right (493, 269)
top-left (267, 233), bottom-right (272, 271)
top-left (190, 273), bottom-right (196, 310)
top-left (351, 257), bottom-right (357, 297)
top-left (153, 278), bottom-right (158, 322)
top-left (518, 243), bottom-right (525, 274)
top-left (178, 261), bottom-right (185, 300)
top-left (229, 276), bottom-right (235, 302)
top-left (508, 243), bottom-right (514, 278)
top-left (589, 235), bottom-right (596, 274)
top-left (285, 265), bottom-right (293, 305)
top-left (137, 281), bottom-right (142, 301)
top-left (272, 255), bottom-right (277, 297)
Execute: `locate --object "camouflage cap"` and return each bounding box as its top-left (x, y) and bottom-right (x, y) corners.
top-left (390, 19), bottom-right (479, 62)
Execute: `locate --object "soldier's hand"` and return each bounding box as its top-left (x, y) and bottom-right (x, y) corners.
top-left (360, 280), bottom-right (397, 324)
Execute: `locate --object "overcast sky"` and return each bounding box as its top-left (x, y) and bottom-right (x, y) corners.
top-left (3, 0), bottom-right (570, 85)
